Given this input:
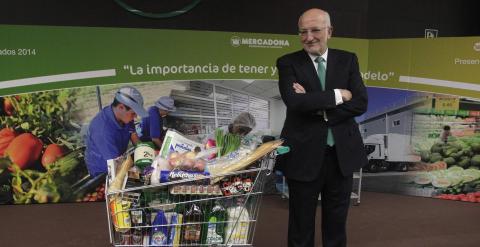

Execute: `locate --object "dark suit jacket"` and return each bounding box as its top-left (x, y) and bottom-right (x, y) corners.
top-left (276, 48), bottom-right (368, 181)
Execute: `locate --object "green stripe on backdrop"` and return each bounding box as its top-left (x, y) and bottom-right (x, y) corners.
top-left (1, 25), bottom-right (479, 98)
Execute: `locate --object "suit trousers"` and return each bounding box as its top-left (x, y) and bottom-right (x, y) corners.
top-left (287, 146), bottom-right (353, 247)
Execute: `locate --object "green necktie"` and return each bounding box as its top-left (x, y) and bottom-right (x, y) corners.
top-left (315, 57), bottom-right (335, 146)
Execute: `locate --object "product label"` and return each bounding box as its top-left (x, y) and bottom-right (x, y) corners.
top-left (130, 210), bottom-right (143, 224)
top-left (134, 143), bottom-right (155, 166)
top-left (151, 231), bottom-right (168, 245)
top-left (206, 217), bottom-right (224, 244)
top-left (132, 230), bottom-right (143, 245)
top-left (160, 170), bottom-right (210, 183)
top-left (184, 224), bottom-right (201, 241)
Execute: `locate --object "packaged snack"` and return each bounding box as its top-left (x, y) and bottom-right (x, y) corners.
top-left (160, 170), bottom-right (210, 183)
top-left (169, 185), bottom-right (222, 196)
top-left (159, 130), bottom-right (202, 159)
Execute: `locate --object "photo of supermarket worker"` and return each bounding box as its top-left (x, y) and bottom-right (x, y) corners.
top-left (85, 86), bottom-right (148, 177)
top-left (220, 112), bottom-right (256, 136)
top-left (228, 112), bottom-right (256, 136)
top-left (139, 96), bottom-right (176, 149)
top-left (206, 112), bottom-right (256, 141)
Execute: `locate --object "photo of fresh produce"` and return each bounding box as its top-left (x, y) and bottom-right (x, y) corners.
top-left (357, 88), bottom-right (480, 202)
top-left (0, 90), bottom-right (90, 204)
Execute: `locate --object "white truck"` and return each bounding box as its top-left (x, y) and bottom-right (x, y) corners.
top-left (363, 133), bottom-right (421, 172)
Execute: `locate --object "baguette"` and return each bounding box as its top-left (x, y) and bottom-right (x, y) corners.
top-left (108, 154), bottom-right (133, 191)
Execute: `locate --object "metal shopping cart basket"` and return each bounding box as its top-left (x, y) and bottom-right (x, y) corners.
top-left (105, 140), bottom-right (287, 246)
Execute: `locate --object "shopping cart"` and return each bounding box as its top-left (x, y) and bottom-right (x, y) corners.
top-left (105, 140), bottom-right (287, 247)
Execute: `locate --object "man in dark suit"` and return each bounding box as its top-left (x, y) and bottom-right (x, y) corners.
top-left (276, 8), bottom-right (368, 247)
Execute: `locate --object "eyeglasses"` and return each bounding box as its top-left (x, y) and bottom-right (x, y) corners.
top-left (298, 27), bottom-right (330, 37)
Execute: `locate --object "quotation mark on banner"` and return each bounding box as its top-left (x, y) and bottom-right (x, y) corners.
top-left (425, 29), bottom-right (438, 39)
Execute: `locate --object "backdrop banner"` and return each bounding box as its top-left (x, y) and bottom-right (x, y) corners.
top-left (0, 25), bottom-right (479, 204)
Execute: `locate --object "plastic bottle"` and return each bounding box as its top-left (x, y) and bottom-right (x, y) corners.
top-left (202, 201), bottom-right (227, 245)
top-left (225, 205), bottom-right (250, 244)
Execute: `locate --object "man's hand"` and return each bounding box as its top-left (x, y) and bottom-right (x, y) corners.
top-left (293, 83), bottom-right (306, 94)
top-left (340, 89), bottom-right (352, 101)
top-left (293, 83), bottom-right (352, 102)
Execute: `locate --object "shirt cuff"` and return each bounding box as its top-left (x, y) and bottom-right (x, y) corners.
top-left (333, 89), bottom-right (344, 105)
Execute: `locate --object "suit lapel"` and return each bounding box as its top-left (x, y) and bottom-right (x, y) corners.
top-left (325, 49), bottom-right (337, 90)
top-left (297, 50), bottom-right (322, 91)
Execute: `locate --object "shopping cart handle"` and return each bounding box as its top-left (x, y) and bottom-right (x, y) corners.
top-left (276, 146), bottom-right (290, 155)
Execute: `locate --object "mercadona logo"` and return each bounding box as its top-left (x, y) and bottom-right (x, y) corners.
top-left (230, 36), bottom-right (290, 49)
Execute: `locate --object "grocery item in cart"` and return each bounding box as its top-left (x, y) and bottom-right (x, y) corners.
top-left (150, 210), bottom-right (169, 245)
top-left (108, 154), bottom-right (133, 191)
top-left (159, 129), bottom-right (202, 159)
top-left (109, 197), bottom-right (132, 233)
top-left (165, 212), bottom-right (183, 246)
top-left (159, 169), bottom-right (210, 183)
top-left (202, 201), bottom-right (227, 245)
top-left (167, 151), bottom-right (206, 172)
top-left (170, 184), bottom-right (222, 196)
top-left (225, 205), bottom-right (250, 244)
top-left (180, 203), bottom-right (204, 245)
top-left (220, 176), bottom-right (254, 196)
top-left (134, 142), bottom-right (155, 170)
top-left (209, 139), bottom-right (283, 184)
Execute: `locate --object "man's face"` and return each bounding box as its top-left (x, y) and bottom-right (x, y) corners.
top-left (159, 109), bottom-right (169, 118)
top-left (117, 104), bottom-right (137, 124)
top-left (298, 12), bottom-right (332, 56)
top-left (233, 125), bottom-right (252, 136)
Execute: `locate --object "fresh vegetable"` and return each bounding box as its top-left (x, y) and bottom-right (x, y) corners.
top-left (5, 133), bottom-right (43, 170)
top-left (77, 184), bottom-right (106, 202)
top-left (10, 148), bottom-right (82, 203)
top-left (205, 139), bottom-right (216, 149)
top-left (435, 192), bottom-right (480, 203)
top-left (3, 98), bottom-right (14, 116)
top-left (0, 91), bottom-right (81, 150)
top-left (41, 143), bottom-right (65, 168)
top-left (215, 128), bottom-right (241, 157)
top-left (472, 155), bottom-right (480, 167)
top-left (0, 128), bottom-right (16, 156)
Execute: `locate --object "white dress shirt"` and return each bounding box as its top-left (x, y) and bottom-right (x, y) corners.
top-left (307, 49), bottom-right (343, 121)
top-left (307, 49), bottom-right (343, 106)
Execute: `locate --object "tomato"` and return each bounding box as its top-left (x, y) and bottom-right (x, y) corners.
top-left (450, 195), bottom-right (460, 201)
top-left (5, 133), bottom-right (43, 170)
top-left (41, 143), bottom-right (65, 168)
top-left (435, 194), bottom-right (446, 199)
top-left (467, 194), bottom-right (476, 201)
top-left (0, 128), bottom-right (16, 156)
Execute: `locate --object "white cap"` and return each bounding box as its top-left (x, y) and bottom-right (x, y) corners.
top-left (114, 86), bottom-right (148, 118)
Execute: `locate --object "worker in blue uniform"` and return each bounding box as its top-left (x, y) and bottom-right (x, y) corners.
top-left (85, 86), bottom-right (148, 177)
top-left (139, 96), bottom-right (176, 149)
